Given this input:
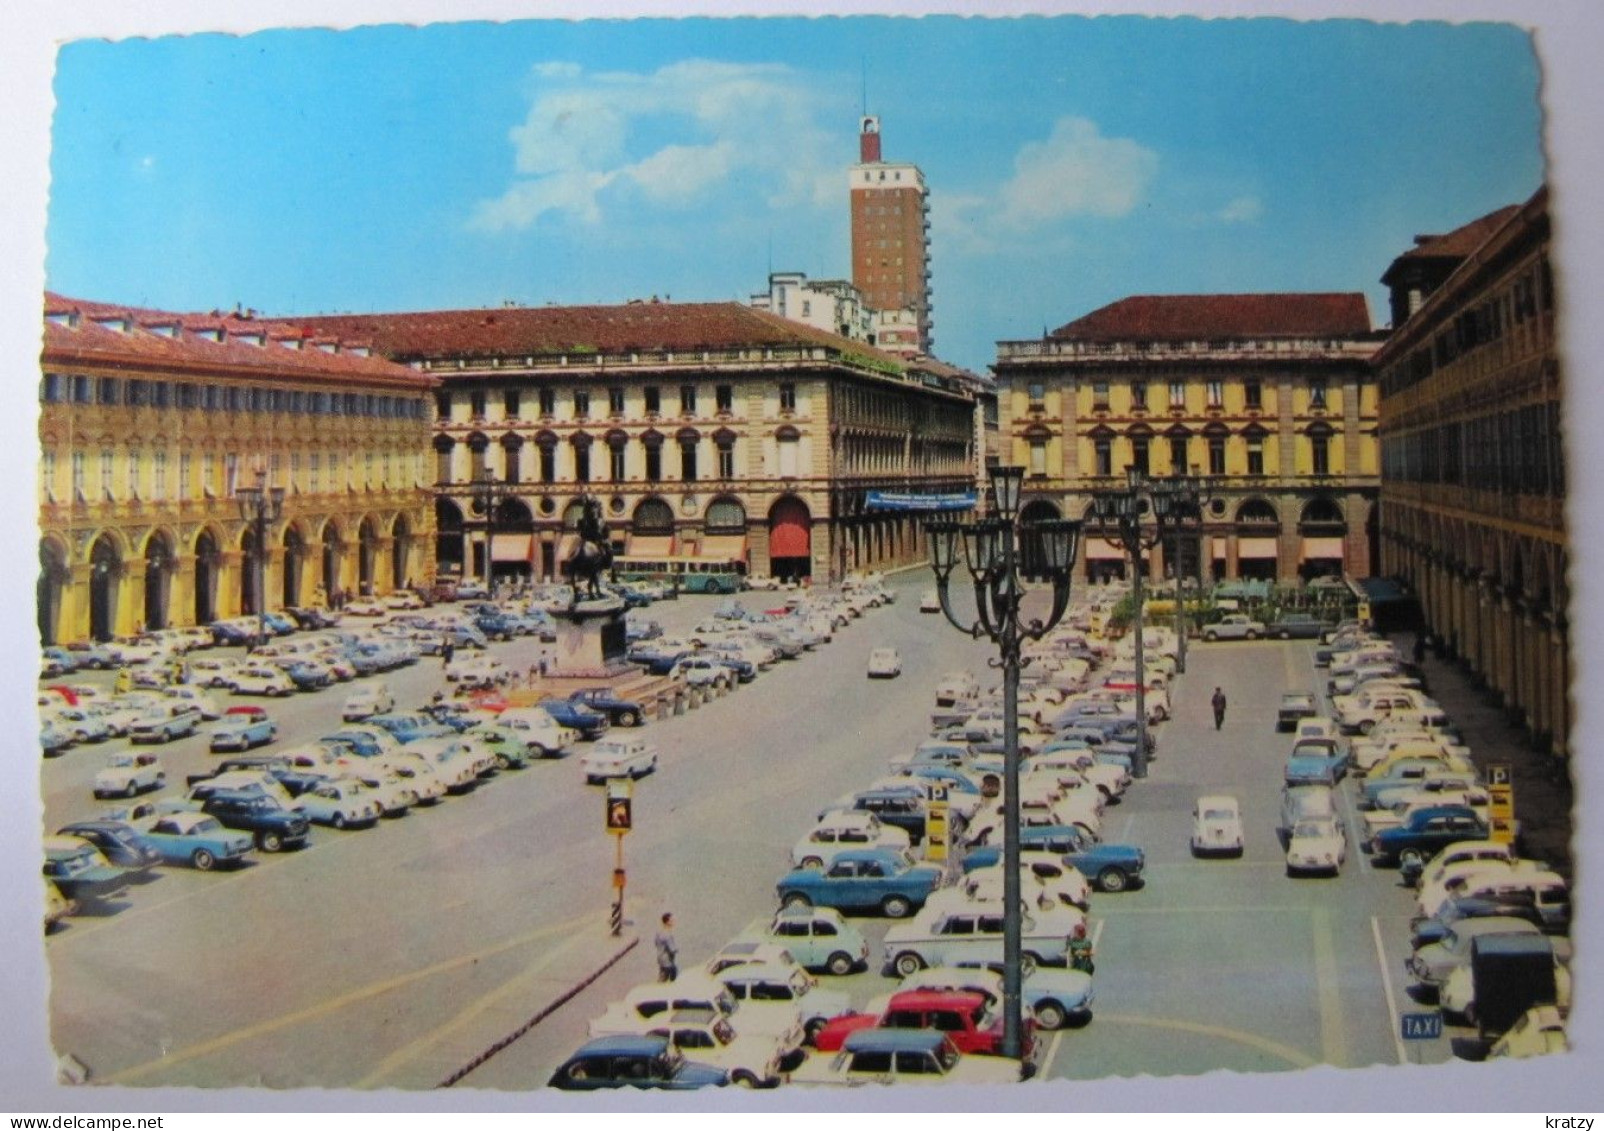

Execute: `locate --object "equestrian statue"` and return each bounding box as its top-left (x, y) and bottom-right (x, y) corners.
top-left (563, 495), bottom-right (615, 604)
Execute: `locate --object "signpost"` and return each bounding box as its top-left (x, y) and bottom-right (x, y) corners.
top-left (605, 780), bottom-right (632, 935)
top-left (1487, 762), bottom-right (1515, 845)
top-left (925, 784), bottom-right (950, 864)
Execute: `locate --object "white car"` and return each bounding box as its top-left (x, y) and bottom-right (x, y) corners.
top-left (445, 655), bottom-right (508, 684)
top-left (405, 737), bottom-right (483, 793)
top-left (866, 647), bottom-right (902, 678)
top-left (382, 753), bottom-right (449, 805)
top-left (298, 780), bottom-right (382, 829)
top-left (883, 906), bottom-right (1085, 977)
top-left (343, 598), bottom-right (388, 617)
top-left (1191, 795), bottom-right (1244, 857)
top-left (336, 768), bottom-right (416, 816)
top-left (162, 686), bottom-right (222, 720)
top-left (1285, 816), bottom-right (1347, 876)
top-left (229, 665), bottom-right (296, 697)
top-left (963, 860), bottom-right (1091, 912)
top-left (714, 960), bottom-right (851, 1047)
top-left (342, 683), bottom-right (395, 721)
top-left (580, 737), bottom-right (659, 784)
top-left (791, 811), bottom-right (911, 869)
top-left (91, 752), bottom-right (166, 799)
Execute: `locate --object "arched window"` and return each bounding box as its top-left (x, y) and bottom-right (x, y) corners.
top-left (705, 496), bottom-right (747, 534)
top-left (632, 497), bottom-right (675, 535)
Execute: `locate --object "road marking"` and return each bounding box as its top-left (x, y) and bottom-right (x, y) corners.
top-left (357, 927), bottom-right (591, 1087)
top-left (104, 912), bottom-right (596, 1085)
top-left (1371, 915), bottom-right (1409, 1065)
top-left (1311, 905), bottom-right (1347, 1067)
top-left (1086, 1014), bottom-right (1317, 1070)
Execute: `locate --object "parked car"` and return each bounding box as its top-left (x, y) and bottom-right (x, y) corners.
top-left (788, 1028), bottom-right (1024, 1087)
top-left (745, 907), bottom-right (871, 976)
top-left (1269, 613), bottom-right (1326, 640)
top-left (228, 665), bottom-right (296, 697)
top-left (882, 905), bottom-right (1083, 977)
top-left (538, 698), bottom-right (611, 741)
top-left (495, 707), bottom-right (578, 758)
top-left (792, 811), bottom-right (911, 869)
top-left (297, 779), bottom-right (383, 829)
top-left (43, 836), bottom-right (131, 901)
top-left (812, 989), bottom-right (1016, 1057)
top-left (128, 703), bottom-right (201, 744)
top-left (775, 848), bottom-right (944, 918)
top-left (1276, 692), bottom-right (1320, 732)
top-left (1285, 816), bottom-right (1347, 876)
top-left (568, 688), bottom-right (648, 728)
top-left (341, 683), bottom-right (395, 722)
top-left (1190, 795), bottom-right (1244, 857)
top-left (137, 811), bottom-right (256, 870)
top-left (965, 825), bottom-right (1146, 894)
top-left (89, 751), bottom-right (166, 799)
top-left (192, 789), bottom-right (313, 853)
top-left (579, 737), bottom-right (659, 784)
top-left (209, 705), bottom-right (279, 753)
top-left (867, 647), bottom-right (903, 678)
top-left (1202, 614), bottom-right (1265, 641)
top-left (54, 820), bottom-right (162, 875)
top-left (1368, 805), bottom-right (1489, 868)
top-left (546, 1034), bottom-right (728, 1091)
top-left (1407, 917), bottom-right (1545, 991)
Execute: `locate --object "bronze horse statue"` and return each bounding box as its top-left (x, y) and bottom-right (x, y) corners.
top-left (563, 496), bottom-right (614, 602)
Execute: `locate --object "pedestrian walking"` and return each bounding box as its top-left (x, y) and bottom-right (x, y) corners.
top-left (114, 667), bottom-right (133, 695)
top-left (655, 912), bottom-right (678, 982)
top-left (1211, 686), bottom-right (1227, 730)
top-left (441, 639), bottom-right (455, 667)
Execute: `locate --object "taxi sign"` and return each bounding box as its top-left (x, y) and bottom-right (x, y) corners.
top-left (605, 779), bottom-right (633, 834)
top-left (1401, 1012), bottom-right (1442, 1040)
top-left (925, 799), bottom-right (950, 863)
top-left (1486, 762), bottom-right (1514, 844)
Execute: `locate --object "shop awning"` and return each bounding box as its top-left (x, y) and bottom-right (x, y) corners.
top-left (699, 535), bottom-right (749, 561)
top-left (491, 534), bottom-right (534, 562)
top-left (1084, 537), bottom-right (1125, 561)
top-left (1210, 536), bottom-right (1228, 558)
top-left (1301, 536), bottom-right (1346, 559)
top-left (628, 535), bottom-right (675, 557)
top-left (1239, 537), bottom-right (1280, 560)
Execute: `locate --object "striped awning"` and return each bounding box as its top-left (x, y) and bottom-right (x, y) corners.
top-left (1239, 537), bottom-right (1280, 560)
top-left (628, 535), bottom-right (675, 557)
top-left (699, 535), bottom-right (749, 561)
top-left (1301, 536), bottom-right (1345, 559)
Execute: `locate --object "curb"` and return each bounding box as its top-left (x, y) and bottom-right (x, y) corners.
top-left (437, 934), bottom-right (640, 1088)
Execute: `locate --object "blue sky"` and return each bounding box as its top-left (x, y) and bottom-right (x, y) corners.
top-left (46, 16), bottom-right (1543, 373)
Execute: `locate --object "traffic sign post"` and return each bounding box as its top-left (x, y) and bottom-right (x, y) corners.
top-left (1487, 762), bottom-right (1515, 845)
top-left (606, 780), bottom-right (632, 935)
top-left (925, 784), bottom-right (950, 863)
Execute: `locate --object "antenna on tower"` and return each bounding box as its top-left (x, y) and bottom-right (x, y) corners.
top-left (861, 59), bottom-right (868, 118)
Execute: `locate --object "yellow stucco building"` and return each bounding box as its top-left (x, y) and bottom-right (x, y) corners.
top-left (994, 294), bottom-right (1383, 582)
top-left (39, 294), bottom-right (438, 645)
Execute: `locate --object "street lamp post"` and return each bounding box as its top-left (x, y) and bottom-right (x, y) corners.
top-left (235, 469), bottom-right (286, 650)
top-left (1088, 467), bottom-right (1179, 779)
top-left (927, 466), bottom-right (1081, 1061)
top-left (1167, 471), bottom-right (1212, 676)
top-left (473, 470), bottom-right (506, 593)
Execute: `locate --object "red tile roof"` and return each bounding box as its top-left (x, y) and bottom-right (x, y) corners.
top-left (1050, 293), bottom-right (1372, 341)
top-left (1382, 204), bottom-right (1523, 275)
top-left (284, 300), bottom-right (913, 368)
top-left (42, 292), bottom-right (430, 389)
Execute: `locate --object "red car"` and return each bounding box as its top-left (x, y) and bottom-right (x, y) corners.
top-left (811, 989), bottom-right (1026, 1057)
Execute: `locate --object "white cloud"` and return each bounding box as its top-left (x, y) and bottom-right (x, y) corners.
top-left (995, 117), bottom-right (1159, 228)
top-left (1217, 194), bottom-right (1264, 223)
top-left (472, 59), bottom-right (846, 232)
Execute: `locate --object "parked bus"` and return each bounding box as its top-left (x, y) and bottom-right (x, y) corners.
top-left (613, 556), bottom-right (744, 594)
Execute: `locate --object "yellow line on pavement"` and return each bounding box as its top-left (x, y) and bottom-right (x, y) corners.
top-left (1312, 904), bottom-right (1348, 1067)
top-left (105, 912), bottom-right (597, 1085)
top-left (1089, 1013), bottom-right (1317, 1070)
top-left (356, 926), bottom-right (594, 1088)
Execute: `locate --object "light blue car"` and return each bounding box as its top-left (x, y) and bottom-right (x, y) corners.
top-left (757, 907), bottom-right (870, 976)
top-left (137, 811), bottom-right (255, 871)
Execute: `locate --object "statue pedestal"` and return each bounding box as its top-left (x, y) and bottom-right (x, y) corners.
top-left (548, 596), bottom-right (632, 679)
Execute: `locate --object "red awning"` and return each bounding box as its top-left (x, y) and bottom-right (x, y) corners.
top-left (491, 534), bottom-right (534, 562)
top-left (769, 518), bottom-right (810, 559)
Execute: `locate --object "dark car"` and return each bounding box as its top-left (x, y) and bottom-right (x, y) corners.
top-left (538, 699), bottom-right (610, 741)
top-left (626, 619), bottom-right (664, 643)
top-left (55, 821), bottom-right (162, 876)
top-left (964, 824), bottom-right (1147, 894)
top-left (568, 688), bottom-right (648, 728)
top-left (193, 789), bottom-right (312, 853)
top-left (1368, 805), bottom-right (1488, 868)
top-left (210, 620), bottom-right (258, 647)
top-left (832, 786), bottom-right (928, 845)
top-left (284, 606), bottom-right (341, 630)
top-left (261, 611), bottom-right (298, 637)
top-left (44, 837), bottom-right (132, 901)
top-left (63, 641), bottom-right (117, 670)
top-left (547, 1034), bottom-right (727, 1091)
top-left (1277, 691), bottom-right (1320, 732)
top-left (1409, 892), bottom-right (1548, 950)
top-left (275, 660), bottom-right (332, 692)
top-left (628, 643), bottom-right (692, 675)
top-left (473, 612), bottom-right (518, 641)
top-left (1270, 613), bottom-right (1327, 640)
top-left (188, 756), bottom-right (329, 799)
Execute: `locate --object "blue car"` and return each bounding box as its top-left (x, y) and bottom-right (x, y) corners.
top-left (776, 847), bottom-right (944, 918)
top-left (964, 824), bottom-right (1146, 894)
top-left (548, 1035), bottom-right (727, 1091)
top-left (568, 688), bottom-right (647, 728)
top-left (537, 699), bottom-right (610, 740)
top-left (209, 707), bottom-right (279, 753)
top-left (365, 712), bottom-right (457, 745)
top-left (56, 820), bottom-right (163, 876)
top-left (1284, 754), bottom-right (1341, 787)
top-left (136, 811), bottom-right (256, 871)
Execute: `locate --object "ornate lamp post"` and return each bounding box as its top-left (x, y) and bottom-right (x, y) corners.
top-left (1165, 471), bottom-right (1213, 675)
top-left (926, 465), bottom-right (1081, 1061)
top-left (235, 468), bottom-right (286, 649)
top-left (472, 470), bottom-right (507, 592)
top-left (1088, 467), bottom-right (1179, 778)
